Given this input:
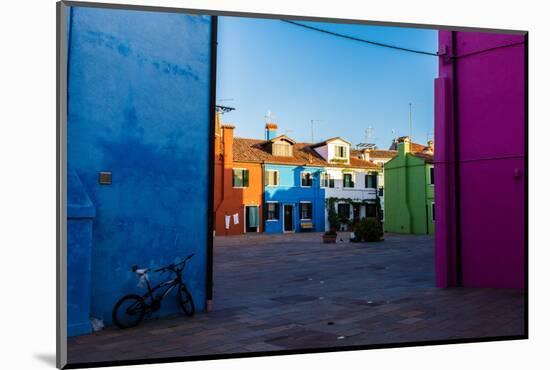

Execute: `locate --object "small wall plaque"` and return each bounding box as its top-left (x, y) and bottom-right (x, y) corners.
top-left (98, 171), bottom-right (112, 185)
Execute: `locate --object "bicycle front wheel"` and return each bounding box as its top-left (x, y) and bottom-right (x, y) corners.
top-left (178, 285), bottom-right (195, 317)
top-left (112, 294), bottom-right (146, 329)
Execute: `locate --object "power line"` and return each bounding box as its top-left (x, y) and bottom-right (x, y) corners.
top-left (281, 19), bottom-right (439, 57)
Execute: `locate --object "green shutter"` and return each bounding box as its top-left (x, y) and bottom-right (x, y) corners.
top-left (243, 169), bottom-right (249, 187)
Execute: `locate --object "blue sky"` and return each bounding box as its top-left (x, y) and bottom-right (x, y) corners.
top-left (216, 17), bottom-right (438, 149)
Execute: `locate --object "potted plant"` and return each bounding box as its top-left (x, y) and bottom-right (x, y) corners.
top-left (322, 229), bottom-right (337, 244)
top-left (323, 207), bottom-right (340, 243)
top-left (354, 217), bottom-right (384, 242)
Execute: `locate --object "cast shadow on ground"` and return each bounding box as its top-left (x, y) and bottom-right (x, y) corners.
top-left (34, 353), bottom-right (56, 367)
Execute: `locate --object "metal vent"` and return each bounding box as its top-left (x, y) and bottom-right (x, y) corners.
top-left (98, 171), bottom-right (112, 185)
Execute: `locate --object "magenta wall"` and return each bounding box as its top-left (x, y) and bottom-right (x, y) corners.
top-left (435, 31), bottom-right (526, 289)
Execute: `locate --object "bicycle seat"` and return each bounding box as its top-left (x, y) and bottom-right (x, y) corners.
top-left (135, 268), bottom-right (149, 276)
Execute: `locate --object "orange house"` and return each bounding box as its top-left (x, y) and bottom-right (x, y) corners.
top-left (213, 117), bottom-right (263, 236)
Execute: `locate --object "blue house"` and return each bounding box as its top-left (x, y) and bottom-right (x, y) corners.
top-left (66, 6), bottom-right (215, 334)
top-left (264, 163), bottom-right (326, 233)
top-left (231, 123), bottom-right (327, 233)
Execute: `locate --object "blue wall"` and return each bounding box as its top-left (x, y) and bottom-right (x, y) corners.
top-left (67, 7), bottom-right (213, 328)
top-left (264, 164), bottom-right (325, 233)
top-left (67, 170), bottom-right (95, 336)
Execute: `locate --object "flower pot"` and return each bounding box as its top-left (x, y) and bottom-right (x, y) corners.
top-left (322, 234), bottom-right (337, 244)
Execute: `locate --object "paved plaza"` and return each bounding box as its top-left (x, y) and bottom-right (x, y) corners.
top-left (68, 233), bottom-right (525, 364)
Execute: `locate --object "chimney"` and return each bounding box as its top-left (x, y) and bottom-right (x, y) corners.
top-left (265, 123), bottom-right (278, 140)
top-left (362, 148), bottom-right (371, 161)
top-left (222, 124), bottom-right (235, 166)
top-left (397, 136), bottom-right (411, 156)
top-left (427, 139), bottom-right (434, 153)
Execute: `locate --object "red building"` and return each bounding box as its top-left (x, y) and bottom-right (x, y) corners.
top-left (213, 115), bottom-right (264, 236)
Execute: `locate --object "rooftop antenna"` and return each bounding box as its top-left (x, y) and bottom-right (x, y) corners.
top-left (408, 103), bottom-right (413, 140)
top-left (215, 105), bottom-right (235, 114)
top-left (310, 119), bottom-right (322, 143)
top-left (357, 126), bottom-right (377, 149)
top-left (264, 110), bottom-right (276, 123)
top-left (426, 131), bottom-right (434, 142)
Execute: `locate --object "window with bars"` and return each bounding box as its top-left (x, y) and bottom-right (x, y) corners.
top-left (232, 168), bottom-right (249, 188)
top-left (343, 173), bottom-right (354, 188)
top-left (299, 202), bottom-right (312, 220)
top-left (265, 170), bottom-right (279, 186)
top-left (301, 172), bottom-right (312, 187)
top-left (266, 202), bottom-right (279, 221)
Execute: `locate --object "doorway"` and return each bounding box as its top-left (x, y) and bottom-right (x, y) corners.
top-left (245, 205), bottom-right (259, 233)
top-left (283, 204), bottom-right (294, 232)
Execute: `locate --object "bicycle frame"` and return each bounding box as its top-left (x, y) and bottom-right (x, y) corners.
top-left (137, 256), bottom-right (193, 307)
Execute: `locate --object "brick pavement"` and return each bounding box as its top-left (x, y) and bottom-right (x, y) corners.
top-left (67, 233), bottom-right (525, 364)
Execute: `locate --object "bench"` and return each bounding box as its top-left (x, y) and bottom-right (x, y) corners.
top-left (300, 221), bottom-right (314, 230)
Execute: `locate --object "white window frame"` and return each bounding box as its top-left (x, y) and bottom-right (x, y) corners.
top-left (266, 201), bottom-right (279, 221)
top-left (243, 204), bottom-right (260, 234)
top-left (265, 169), bottom-right (279, 187)
top-left (334, 145), bottom-right (348, 159)
top-left (429, 166), bottom-right (435, 186)
top-left (320, 172), bottom-right (332, 188)
top-left (336, 201), bottom-right (351, 219)
top-left (342, 172), bottom-right (355, 188)
top-left (301, 171), bottom-right (313, 188)
top-left (365, 172), bottom-right (377, 189)
top-left (232, 167), bottom-right (249, 189)
top-left (272, 141), bottom-right (292, 157)
top-left (299, 201), bottom-right (313, 220)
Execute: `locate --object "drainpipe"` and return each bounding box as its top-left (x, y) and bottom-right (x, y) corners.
top-left (451, 31), bottom-right (463, 286)
top-left (206, 16), bottom-right (218, 312)
top-left (398, 138), bottom-right (412, 233)
top-left (261, 161), bottom-right (265, 233)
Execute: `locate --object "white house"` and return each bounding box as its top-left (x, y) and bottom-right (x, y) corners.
top-left (352, 147), bottom-right (398, 221)
top-left (310, 138), bottom-right (383, 230)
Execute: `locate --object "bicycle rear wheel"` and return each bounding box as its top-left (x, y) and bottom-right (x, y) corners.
top-left (112, 294), bottom-right (146, 329)
top-left (178, 285), bottom-right (195, 317)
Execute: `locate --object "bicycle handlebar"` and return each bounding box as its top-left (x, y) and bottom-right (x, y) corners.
top-left (149, 253), bottom-right (195, 273)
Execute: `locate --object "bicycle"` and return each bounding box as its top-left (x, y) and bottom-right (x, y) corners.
top-left (112, 253), bottom-right (195, 329)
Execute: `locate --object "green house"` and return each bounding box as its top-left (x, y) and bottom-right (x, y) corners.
top-left (384, 137), bottom-right (435, 235)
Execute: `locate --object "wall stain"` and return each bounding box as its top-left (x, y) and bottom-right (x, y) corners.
top-left (83, 30), bottom-right (199, 81)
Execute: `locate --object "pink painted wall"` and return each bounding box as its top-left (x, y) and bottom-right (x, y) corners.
top-left (435, 31), bottom-right (526, 289)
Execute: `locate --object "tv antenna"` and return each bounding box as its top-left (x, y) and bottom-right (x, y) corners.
top-left (215, 105), bottom-right (235, 114)
top-left (366, 126), bottom-right (376, 142)
top-left (264, 110), bottom-right (276, 123)
top-left (310, 119), bottom-right (323, 143)
top-left (426, 131), bottom-right (434, 142)
top-left (408, 103), bottom-right (413, 140)
top-left (356, 126), bottom-right (377, 149)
